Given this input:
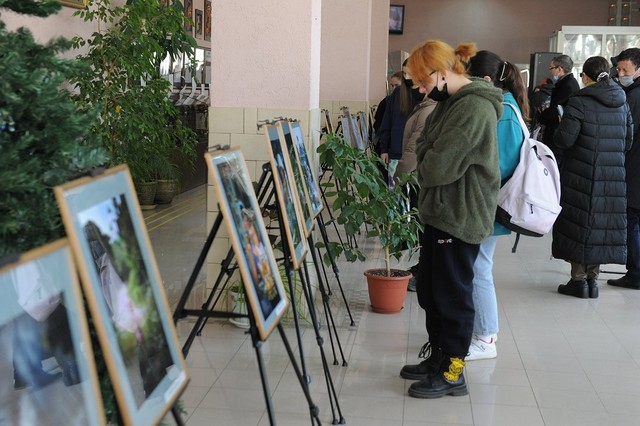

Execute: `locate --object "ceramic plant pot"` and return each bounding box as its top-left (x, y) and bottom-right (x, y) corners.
top-left (363, 268), bottom-right (412, 314)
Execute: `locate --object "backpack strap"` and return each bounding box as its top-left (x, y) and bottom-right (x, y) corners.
top-left (502, 101), bottom-right (529, 140)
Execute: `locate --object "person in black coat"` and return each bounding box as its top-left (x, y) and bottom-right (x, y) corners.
top-left (539, 54), bottom-right (580, 164)
top-left (552, 56), bottom-right (633, 299)
top-left (608, 47), bottom-right (640, 290)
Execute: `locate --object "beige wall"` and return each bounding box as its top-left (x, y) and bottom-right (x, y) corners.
top-left (388, 0), bottom-right (610, 64)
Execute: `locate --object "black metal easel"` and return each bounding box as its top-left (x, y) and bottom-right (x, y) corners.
top-left (172, 156), bottom-right (321, 426)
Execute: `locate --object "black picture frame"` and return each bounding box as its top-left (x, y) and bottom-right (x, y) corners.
top-left (389, 4), bottom-right (405, 35)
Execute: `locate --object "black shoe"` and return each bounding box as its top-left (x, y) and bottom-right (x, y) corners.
top-left (607, 275), bottom-right (640, 290)
top-left (400, 342), bottom-right (443, 380)
top-left (407, 277), bottom-right (416, 292)
top-left (587, 278), bottom-right (599, 298)
top-left (558, 279), bottom-right (588, 299)
top-left (408, 357), bottom-right (467, 398)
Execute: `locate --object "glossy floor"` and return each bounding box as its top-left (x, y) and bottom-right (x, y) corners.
top-left (151, 186), bottom-right (640, 426)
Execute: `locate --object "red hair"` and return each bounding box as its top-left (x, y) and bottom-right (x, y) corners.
top-left (408, 40), bottom-right (477, 83)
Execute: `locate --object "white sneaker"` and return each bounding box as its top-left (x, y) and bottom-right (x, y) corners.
top-left (466, 335), bottom-right (497, 361)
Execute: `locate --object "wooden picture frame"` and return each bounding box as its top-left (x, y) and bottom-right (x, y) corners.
top-left (204, 149), bottom-right (289, 340)
top-left (204, 0), bottom-right (212, 42)
top-left (54, 166), bottom-right (189, 426)
top-left (59, 0), bottom-right (87, 8)
top-left (0, 239), bottom-right (105, 425)
top-left (263, 124), bottom-right (309, 270)
top-left (288, 121), bottom-right (323, 218)
top-left (195, 9), bottom-right (203, 39)
top-left (278, 121), bottom-right (313, 237)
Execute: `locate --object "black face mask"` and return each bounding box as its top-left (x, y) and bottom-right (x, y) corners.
top-left (404, 78), bottom-right (414, 87)
top-left (427, 72), bottom-right (450, 102)
top-left (411, 87), bottom-right (425, 102)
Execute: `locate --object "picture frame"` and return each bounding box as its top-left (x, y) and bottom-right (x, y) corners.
top-left (54, 165), bottom-right (189, 426)
top-left (195, 9), bottom-right (203, 39)
top-left (277, 121), bottom-right (313, 237)
top-left (204, 148), bottom-right (289, 340)
top-left (0, 239), bottom-right (105, 426)
top-left (322, 109), bottom-right (334, 134)
top-left (348, 111), bottom-right (366, 151)
top-left (389, 4), bottom-right (405, 35)
top-left (263, 124), bottom-right (309, 270)
top-left (288, 121), bottom-right (324, 218)
top-left (357, 111), bottom-right (370, 149)
top-left (59, 0), bottom-right (87, 8)
top-left (204, 0), bottom-right (212, 42)
top-left (184, 0), bottom-right (193, 34)
top-left (340, 115), bottom-right (351, 146)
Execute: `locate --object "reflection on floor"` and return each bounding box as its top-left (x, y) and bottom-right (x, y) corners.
top-left (151, 185), bottom-right (640, 426)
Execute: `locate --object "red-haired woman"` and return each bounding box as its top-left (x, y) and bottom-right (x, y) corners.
top-left (399, 40), bottom-right (503, 399)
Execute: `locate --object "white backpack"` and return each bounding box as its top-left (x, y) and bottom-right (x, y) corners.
top-left (495, 102), bottom-right (561, 249)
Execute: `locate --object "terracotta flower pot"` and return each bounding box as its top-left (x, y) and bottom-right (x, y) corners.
top-left (364, 268), bottom-right (412, 314)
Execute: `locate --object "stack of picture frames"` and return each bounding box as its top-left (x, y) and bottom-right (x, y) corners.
top-left (182, 0), bottom-right (212, 42)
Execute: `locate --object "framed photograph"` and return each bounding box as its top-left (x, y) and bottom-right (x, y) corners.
top-left (184, 0), bottom-right (193, 34)
top-left (204, 0), bottom-right (212, 42)
top-left (389, 4), bottom-right (405, 35)
top-left (204, 149), bottom-right (289, 340)
top-left (357, 111), bottom-right (370, 149)
top-left (340, 116), bottom-right (351, 146)
top-left (0, 239), bottom-right (105, 426)
top-left (348, 112), bottom-right (366, 151)
top-left (195, 9), bottom-right (203, 39)
top-left (289, 121), bottom-right (323, 218)
top-left (263, 124), bottom-right (309, 270)
top-left (60, 0), bottom-right (86, 8)
top-left (277, 121), bottom-right (313, 237)
top-left (322, 109), bottom-right (334, 134)
top-left (54, 165), bottom-right (189, 426)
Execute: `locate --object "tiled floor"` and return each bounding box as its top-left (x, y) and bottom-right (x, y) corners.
top-left (150, 185), bottom-right (640, 426)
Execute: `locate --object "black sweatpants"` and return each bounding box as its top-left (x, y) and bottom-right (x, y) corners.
top-left (416, 224), bottom-right (479, 358)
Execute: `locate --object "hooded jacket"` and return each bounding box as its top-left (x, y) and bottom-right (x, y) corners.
top-left (396, 97), bottom-right (437, 177)
top-left (552, 79), bottom-right (632, 264)
top-left (416, 78), bottom-right (503, 244)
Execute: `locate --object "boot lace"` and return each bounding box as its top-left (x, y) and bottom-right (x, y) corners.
top-left (417, 342), bottom-right (432, 360)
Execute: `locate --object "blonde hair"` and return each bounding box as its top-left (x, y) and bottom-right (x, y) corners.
top-left (407, 40), bottom-right (477, 84)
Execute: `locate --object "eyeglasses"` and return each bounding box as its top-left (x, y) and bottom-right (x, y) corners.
top-left (549, 66), bottom-right (559, 70)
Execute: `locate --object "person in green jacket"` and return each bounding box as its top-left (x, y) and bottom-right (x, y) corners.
top-left (399, 40), bottom-right (503, 399)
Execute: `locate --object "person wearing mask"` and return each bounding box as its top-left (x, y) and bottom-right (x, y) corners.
top-left (372, 71), bottom-right (404, 139)
top-left (538, 54), bottom-right (580, 164)
top-left (553, 56), bottom-right (631, 298)
top-left (399, 40), bottom-right (503, 399)
top-left (376, 59), bottom-right (424, 187)
top-left (465, 51), bottom-right (529, 360)
top-left (608, 47), bottom-right (640, 290)
top-left (395, 76), bottom-right (437, 292)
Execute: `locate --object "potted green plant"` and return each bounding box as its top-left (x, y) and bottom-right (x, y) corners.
top-left (69, 0), bottom-right (197, 206)
top-left (317, 133), bottom-right (422, 313)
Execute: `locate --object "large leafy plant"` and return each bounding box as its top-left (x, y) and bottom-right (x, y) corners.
top-left (70, 0), bottom-right (197, 183)
top-left (317, 133), bottom-right (422, 276)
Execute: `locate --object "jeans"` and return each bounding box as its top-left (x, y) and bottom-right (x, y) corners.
top-left (627, 207), bottom-right (640, 279)
top-left (471, 236), bottom-right (498, 336)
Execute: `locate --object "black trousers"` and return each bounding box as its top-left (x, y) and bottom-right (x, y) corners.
top-left (416, 224), bottom-right (479, 358)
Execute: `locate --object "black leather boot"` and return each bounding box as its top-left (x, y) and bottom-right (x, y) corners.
top-left (587, 278), bottom-right (599, 299)
top-left (408, 356), bottom-right (468, 399)
top-left (400, 342), bottom-right (443, 380)
top-left (607, 275), bottom-right (640, 289)
top-left (557, 279), bottom-right (588, 299)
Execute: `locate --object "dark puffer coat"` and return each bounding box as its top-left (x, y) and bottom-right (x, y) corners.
top-left (552, 79), bottom-right (633, 265)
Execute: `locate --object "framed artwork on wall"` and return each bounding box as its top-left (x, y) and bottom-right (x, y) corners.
top-left (263, 124), bottom-right (309, 270)
top-left (54, 165), bottom-right (189, 426)
top-left (389, 4), bottom-right (405, 35)
top-left (204, 0), bottom-right (212, 42)
top-left (204, 148), bottom-right (289, 340)
top-left (60, 0), bottom-right (87, 8)
top-left (0, 239), bottom-right (105, 425)
top-left (195, 9), bottom-right (203, 39)
top-left (184, 0), bottom-right (193, 34)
